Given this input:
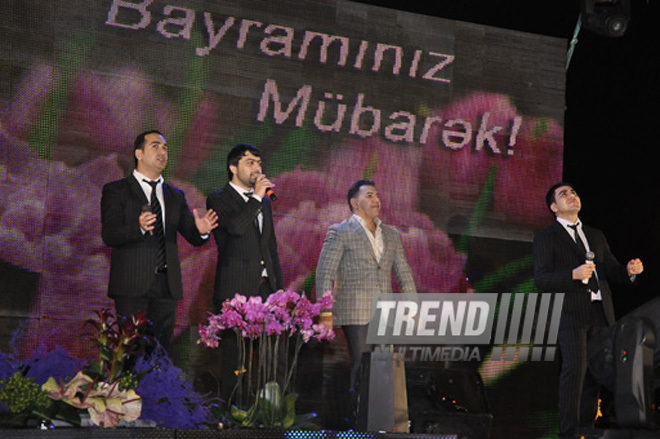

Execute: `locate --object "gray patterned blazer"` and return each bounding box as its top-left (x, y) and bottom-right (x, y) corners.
top-left (316, 215), bottom-right (417, 326)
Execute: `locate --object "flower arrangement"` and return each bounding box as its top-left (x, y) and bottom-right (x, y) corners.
top-left (34, 309), bottom-right (150, 427)
top-left (41, 371), bottom-right (142, 427)
top-left (198, 289), bottom-right (334, 429)
top-left (0, 309), bottom-right (211, 429)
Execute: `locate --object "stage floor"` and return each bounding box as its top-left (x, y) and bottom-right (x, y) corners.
top-left (2, 427), bottom-right (660, 439)
top-left (0, 429), bottom-right (474, 439)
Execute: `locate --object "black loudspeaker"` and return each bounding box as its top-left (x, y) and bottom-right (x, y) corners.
top-left (588, 295), bottom-right (660, 431)
top-left (405, 366), bottom-right (492, 438)
top-left (355, 348), bottom-right (409, 432)
top-left (613, 316), bottom-right (655, 429)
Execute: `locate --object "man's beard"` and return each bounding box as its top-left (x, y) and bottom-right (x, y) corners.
top-left (248, 174), bottom-right (259, 187)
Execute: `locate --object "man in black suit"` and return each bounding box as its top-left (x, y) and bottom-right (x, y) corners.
top-left (206, 143), bottom-right (283, 401)
top-left (101, 130), bottom-right (218, 353)
top-left (533, 182), bottom-right (643, 439)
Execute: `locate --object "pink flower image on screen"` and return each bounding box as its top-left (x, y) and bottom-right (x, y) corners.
top-left (56, 68), bottom-right (176, 162)
top-left (1, 129), bottom-right (121, 358)
top-left (2, 63), bottom-right (59, 140)
top-left (419, 92), bottom-right (563, 226)
top-left (492, 117), bottom-right (563, 225)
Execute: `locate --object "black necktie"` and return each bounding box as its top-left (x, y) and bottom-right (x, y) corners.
top-left (244, 192), bottom-right (261, 233)
top-left (145, 180), bottom-right (166, 271)
top-left (568, 224), bottom-right (587, 254)
top-left (568, 224), bottom-right (598, 292)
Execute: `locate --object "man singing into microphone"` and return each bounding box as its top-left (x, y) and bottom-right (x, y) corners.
top-left (206, 143), bottom-right (283, 402)
top-left (533, 182), bottom-right (643, 439)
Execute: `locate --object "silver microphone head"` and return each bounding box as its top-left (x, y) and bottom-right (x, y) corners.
top-left (586, 251), bottom-right (595, 261)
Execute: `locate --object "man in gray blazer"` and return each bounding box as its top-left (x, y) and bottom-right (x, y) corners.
top-left (316, 179), bottom-right (417, 391)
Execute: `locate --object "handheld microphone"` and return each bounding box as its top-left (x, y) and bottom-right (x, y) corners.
top-left (583, 250), bottom-right (595, 284)
top-left (265, 188), bottom-right (278, 202)
top-left (141, 204), bottom-right (154, 235)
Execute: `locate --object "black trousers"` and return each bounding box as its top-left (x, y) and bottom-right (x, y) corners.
top-left (557, 301), bottom-right (609, 439)
top-left (113, 271), bottom-right (177, 353)
top-left (342, 325), bottom-right (371, 391)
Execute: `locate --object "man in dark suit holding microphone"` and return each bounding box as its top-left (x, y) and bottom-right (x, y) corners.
top-left (533, 182), bottom-right (643, 439)
top-left (206, 143), bottom-right (283, 401)
top-left (101, 130), bottom-right (218, 353)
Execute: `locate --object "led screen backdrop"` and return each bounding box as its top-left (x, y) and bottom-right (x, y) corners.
top-left (0, 0), bottom-right (565, 436)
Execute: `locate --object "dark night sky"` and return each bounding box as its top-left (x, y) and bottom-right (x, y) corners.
top-left (355, 0), bottom-right (660, 314)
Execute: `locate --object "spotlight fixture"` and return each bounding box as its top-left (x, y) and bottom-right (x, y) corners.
top-left (581, 0), bottom-right (631, 38)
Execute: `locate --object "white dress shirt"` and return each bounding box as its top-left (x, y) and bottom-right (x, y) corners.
top-left (354, 214), bottom-right (384, 263)
top-left (557, 217), bottom-right (601, 301)
top-left (134, 169), bottom-right (165, 233)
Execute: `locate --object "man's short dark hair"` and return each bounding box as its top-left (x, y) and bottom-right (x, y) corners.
top-left (133, 129), bottom-right (163, 168)
top-left (347, 179), bottom-right (375, 212)
top-left (545, 181), bottom-right (574, 214)
top-left (226, 143), bottom-right (261, 181)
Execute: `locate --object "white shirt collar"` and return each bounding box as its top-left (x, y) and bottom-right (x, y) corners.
top-left (229, 181), bottom-right (253, 201)
top-left (133, 169), bottom-right (162, 185)
top-left (353, 213), bottom-right (382, 229)
top-left (557, 216), bottom-right (582, 228)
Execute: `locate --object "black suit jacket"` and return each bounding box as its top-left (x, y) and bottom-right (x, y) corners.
top-left (533, 221), bottom-right (633, 329)
top-left (206, 183), bottom-right (283, 304)
top-left (101, 175), bottom-right (208, 300)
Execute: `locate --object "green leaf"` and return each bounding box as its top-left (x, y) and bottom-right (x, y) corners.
top-left (230, 405), bottom-right (249, 423)
top-left (300, 269), bottom-right (316, 296)
top-left (364, 150), bottom-right (379, 179)
top-left (282, 392), bottom-right (298, 429)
